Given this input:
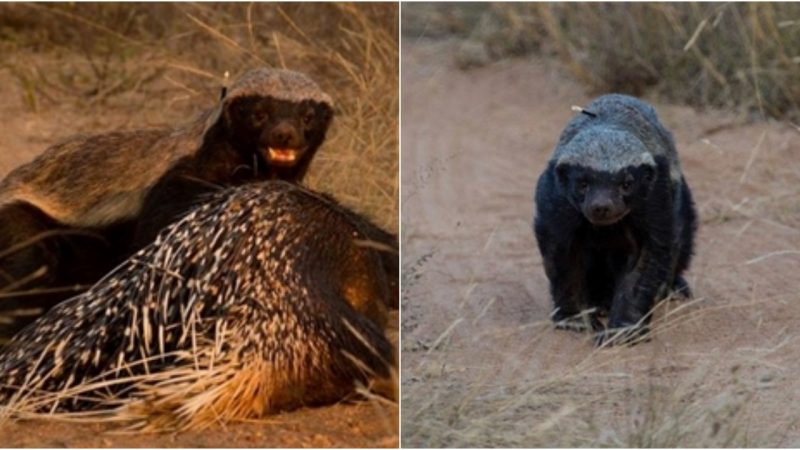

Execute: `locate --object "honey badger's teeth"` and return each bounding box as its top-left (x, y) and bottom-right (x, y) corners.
top-left (267, 147), bottom-right (298, 164)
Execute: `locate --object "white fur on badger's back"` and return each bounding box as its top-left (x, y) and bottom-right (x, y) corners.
top-left (553, 94), bottom-right (683, 183)
top-left (0, 123), bottom-right (203, 227)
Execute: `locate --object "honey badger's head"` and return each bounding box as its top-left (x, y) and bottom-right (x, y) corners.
top-left (224, 95), bottom-right (333, 168)
top-left (218, 68), bottom-right (334, 181)
top-left (555, 127), bottom-right (657, 226)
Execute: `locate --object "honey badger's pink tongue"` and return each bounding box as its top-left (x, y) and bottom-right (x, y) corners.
top-left (264, 147), bottom-right (299, 166)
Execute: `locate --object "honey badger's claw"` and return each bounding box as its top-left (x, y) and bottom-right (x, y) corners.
top-left (595, 324), bottom-right (651, 347)
top-left (552, 312), bottom-right (604, 333)
top-left (672, 275), bottom-right (693, 299)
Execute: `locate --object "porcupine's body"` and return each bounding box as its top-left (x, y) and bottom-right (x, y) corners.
top-left (0, 181), bottom-right (396, 429)
top-left (0, 68), bottom-right (335, 338)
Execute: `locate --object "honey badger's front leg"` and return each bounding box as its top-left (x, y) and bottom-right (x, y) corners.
top-left (534, 170), bottom-right (603, 333)
top-left (599, 183), bottom-right (675, 346)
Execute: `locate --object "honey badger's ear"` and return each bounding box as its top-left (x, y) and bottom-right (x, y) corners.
top-left (224, 97), bottom-right (243, 121)
top-left (222, 97), bottom-right (237, 125)
top-left (642, 164), bottom-right (656, 183)
top-left (320, 102), bottom-right (335, 125)
top-left (222, 97), bottom-right (259, 129)
top-left (555, 161), bottom-right (570, 185)
top-left (327, 102), bottom-right (341, 120)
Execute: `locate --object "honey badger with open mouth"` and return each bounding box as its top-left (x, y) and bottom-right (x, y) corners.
top-left (533, 94), bottom-right (697, 345)
top-left (0, 68), bottom-right (334, 338)
top-left (218, 69), bottom-right (334, 181)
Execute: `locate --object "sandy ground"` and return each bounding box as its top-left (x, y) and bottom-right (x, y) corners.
top-left (0, 400), bottom-right (397, 448)
top-left (401, 39), bottom-right (800, 447)
top-left (0, 66), bottom-right (398, 447)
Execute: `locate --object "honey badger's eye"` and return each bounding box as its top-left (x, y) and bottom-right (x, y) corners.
top-left (578, 180), bottom-right (589, 192)
top-left (620, 177), bottom-right (634, 192)
top-left (251, 109), bottom-right (268, 125)
top-left (302, 110), bottom-right (315, 126)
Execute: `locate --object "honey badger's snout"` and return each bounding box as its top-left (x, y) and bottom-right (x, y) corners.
top-left (270, 121), bottom-right (301, 148)
top-left (583, 188), bottom-right (627, 226)
top-left (263, 121), bottom-right (304, 166)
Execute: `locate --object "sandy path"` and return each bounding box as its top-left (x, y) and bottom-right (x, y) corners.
top-left (401, 39), bottom-right (800, 447)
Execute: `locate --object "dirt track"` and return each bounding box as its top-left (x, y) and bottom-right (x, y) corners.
top-left (401, 40), bottom-right (800, 447)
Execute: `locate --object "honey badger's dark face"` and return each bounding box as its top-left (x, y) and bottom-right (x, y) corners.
top-left (224, 95), bottom-right (333, 171)
top-left (556, 163), bottom-right (655, 226)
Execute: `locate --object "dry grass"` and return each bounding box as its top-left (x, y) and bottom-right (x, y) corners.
top-left (0, 2), bottom-right (398, 229)
top-left (402, 283), bottom-right (789, 448)
top-left (402, 2), bottom-right (800, 121)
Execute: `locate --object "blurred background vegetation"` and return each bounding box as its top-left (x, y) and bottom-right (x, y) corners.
top-left (402, 2), bottom-right (800, 121)
top-left (0, 2), bottom-right (398, 229)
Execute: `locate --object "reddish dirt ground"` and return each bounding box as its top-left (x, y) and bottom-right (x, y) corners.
top-left (0, 401), bottom-right (397, 448)
top-left (0, 67), bottom-right (398, 447)
top-left (401, 40), bottom-right (800, 447)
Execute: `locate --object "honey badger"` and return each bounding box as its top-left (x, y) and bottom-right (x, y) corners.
top-left (0, 181), bottom-right (396, 430)
top-left (0, 68), bottom-right (334, 338)
top-left (533, 94), bottom-right (697, 345)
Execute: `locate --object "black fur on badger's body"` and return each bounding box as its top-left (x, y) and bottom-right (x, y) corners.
top-left (0, 68), bottom-right (335, 338)
top-left (533, 94), bottom-right (697, 344)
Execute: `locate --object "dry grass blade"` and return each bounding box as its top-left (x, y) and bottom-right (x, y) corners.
top-left (683, 17), bottom-right (709, 51)
top-left (184, 12), bottom-right (266, 65)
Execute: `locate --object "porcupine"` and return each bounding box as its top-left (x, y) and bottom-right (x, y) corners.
top-left (0, 181), bottom-right (396, 430)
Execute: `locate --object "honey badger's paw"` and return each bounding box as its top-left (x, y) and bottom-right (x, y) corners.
top-left (672, 275), bottom-right (693, 299)
top-left (551, 308), bottom-right (603, 333)
top-left (594, 323), bottom-right (652, 347)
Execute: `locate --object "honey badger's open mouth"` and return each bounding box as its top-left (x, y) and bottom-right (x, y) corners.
top-left (262, 147), bottom-right (303, 167)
